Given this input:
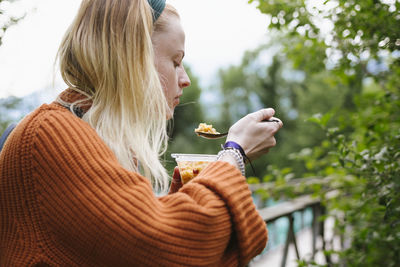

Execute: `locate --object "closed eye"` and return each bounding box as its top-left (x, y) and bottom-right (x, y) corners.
top-left (173, 51), bottom-right (184, 68)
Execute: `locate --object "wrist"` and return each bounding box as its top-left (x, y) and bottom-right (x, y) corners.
top-left (223, 140), bottom-right (257, 177)
top-left (224, 141), bottom-right (247, 161)
top-left (217, 153), bottom-right (239, 168)
top-left (217, 148), bottom-right (245, 176)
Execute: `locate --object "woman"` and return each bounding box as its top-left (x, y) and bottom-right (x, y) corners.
top-left (0, 0), bottom-right (283, 266)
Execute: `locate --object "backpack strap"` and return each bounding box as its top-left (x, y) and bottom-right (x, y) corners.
top-left (0, 123), bottom-right (17, 152)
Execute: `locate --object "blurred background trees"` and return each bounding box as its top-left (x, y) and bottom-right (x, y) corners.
top-left (247, 0), bottom-right (400, 265)
top-left (0, 0), bottom-right (24, 133)
top-left (0, 0), bottom-right (23, 45)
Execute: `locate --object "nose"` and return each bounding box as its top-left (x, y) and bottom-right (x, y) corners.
top-left (178, 67), bottom-right (191, 89)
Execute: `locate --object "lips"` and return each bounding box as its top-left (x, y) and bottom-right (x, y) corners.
top-left (174, 93), bottom-right (182, 106)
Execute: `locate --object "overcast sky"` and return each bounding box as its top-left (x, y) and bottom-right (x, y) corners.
top-left (0, 0), bottom-right (270, 99)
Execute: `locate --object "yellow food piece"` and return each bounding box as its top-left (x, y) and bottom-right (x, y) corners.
top-left (177, 161), bottom-right (211, 184)
top-left (194, 123), bottom-right (220, 134)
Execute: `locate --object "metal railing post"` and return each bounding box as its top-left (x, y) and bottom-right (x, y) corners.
top-left (280, 214), bottom-right (300, 267)
top-left (311, 203), bottom-right (320, 258)
top-left (254, 189), bottom-right (339, 266)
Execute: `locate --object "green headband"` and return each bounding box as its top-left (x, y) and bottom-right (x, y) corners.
top-left (148, 0), bottom-right (166, 22)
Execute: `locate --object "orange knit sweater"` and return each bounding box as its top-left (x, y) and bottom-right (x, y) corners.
top-left (0, 93), bottom-right (267, 266)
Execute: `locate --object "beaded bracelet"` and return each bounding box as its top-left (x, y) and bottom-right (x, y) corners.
top-left (217, 148), bottom-right (246, 176)
top-left (224, 141), bottom-right (256, 176)
top-left (224, 141), bottom-right (247, 160)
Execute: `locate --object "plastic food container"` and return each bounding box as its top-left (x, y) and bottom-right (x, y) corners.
top-left (171, 153), bottom-right (218, 184)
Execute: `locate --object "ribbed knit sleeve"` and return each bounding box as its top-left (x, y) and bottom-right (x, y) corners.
top-left (1, 104), bottom-right (267, 266)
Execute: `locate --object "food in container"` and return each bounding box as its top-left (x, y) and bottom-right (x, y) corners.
top-left (171, 153), bottom-right (217, 184)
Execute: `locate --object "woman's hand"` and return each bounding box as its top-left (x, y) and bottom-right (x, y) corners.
top-left (226, 108), bottom-right (283, 160)
top-left (168, 167), bottom-right (183, 194)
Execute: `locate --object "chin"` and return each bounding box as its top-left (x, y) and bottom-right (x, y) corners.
top-left (166, 108), bottom-right (174, 120)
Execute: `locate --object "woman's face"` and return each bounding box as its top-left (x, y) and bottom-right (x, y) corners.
top-left (152, 14), bottom-right (191, 120)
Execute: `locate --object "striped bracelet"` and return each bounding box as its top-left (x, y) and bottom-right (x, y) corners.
top-left (217, 148), bottom-right (246, 176)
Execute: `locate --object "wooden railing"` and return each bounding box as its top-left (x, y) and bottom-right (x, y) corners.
top-left (250, 180), bottom-right (338, 267)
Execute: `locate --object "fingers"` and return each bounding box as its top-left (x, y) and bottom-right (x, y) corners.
top-left (255, 116), bottom-right (283, 136)
top-left (249, 108), bottom-right (275, 122)
top-left (268, 117), bottom-right (283, 131)
top-left (270, 137), bottom-right (276, 147)
top-left (228, 108), bottom-right (283, 160)
top-left (168, 167), bottom-right (183, 195)
top-left (172, 166), bottom-right (181, 182)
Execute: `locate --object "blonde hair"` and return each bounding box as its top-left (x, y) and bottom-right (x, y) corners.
top-left (56, 0), bottom-right (176, 192)
top-left (154, 4), bottom-right (179, 32)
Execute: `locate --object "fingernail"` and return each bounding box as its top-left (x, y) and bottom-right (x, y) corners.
top-left (269, 108), bottom-right (275, 116)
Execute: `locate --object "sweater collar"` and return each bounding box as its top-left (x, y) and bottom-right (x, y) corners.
top-left (54, 88), bottom-right (92, 118)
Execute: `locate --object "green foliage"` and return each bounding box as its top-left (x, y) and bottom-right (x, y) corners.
top-left (306, 76), bottom-right (400, 266)
top-left (215, 43), bottom-right (349, 177)
top-left (250, 0), bottom-right (400, 63)
top-left (0, 0), bottom-right (24, 46)
top-left (246, 0), bottom-right (400, 265)
top-left (0, 0), bottom-right (24, 132)
top-left (0, 96), bottom-right (22, 133)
